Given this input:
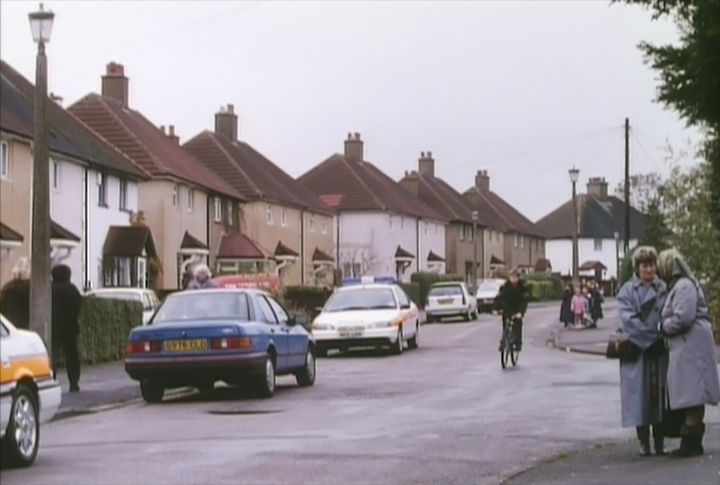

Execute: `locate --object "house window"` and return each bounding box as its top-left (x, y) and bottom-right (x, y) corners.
top-left (119, 179), bottom-right (128, 210)
top-left (459, 224), bottom-right (465, 241)
top-left (266, 204), bottom-right (273, 225)
top-left (227, 201), bottom-right (234, 226)
top-left (594, 238), bottom-right (603, 251)
top-left (514, 233), bottom-right (519, 248)
top-left (401, 216), bottom-right (405, 232)
top-left (188, 188), bottom-right (195, 212)
top-left (97, 172), bottom-right (107, 206)
top-left (281, 208), bottom-right (288, 227)
top-left (309, 215), bottom-right (316, 232)
top-left (424, 222), bottom-right (428, 235)
top-left (0, 140), bottom-right (8, 179)
top-left (521, 235), bottom-right (525, 248)
top-left (469, 225), bottom-right (474, 242)
top-left (52, 159), bottom-right (62, 191)
top-left (172, 184), bottom-right (179, 207)
top-left (214, 197), bottom-right (222, 222)
top-left (321, 220), bottom-right (327, 234)
top-left (435, 224), bottom-right (439, 236)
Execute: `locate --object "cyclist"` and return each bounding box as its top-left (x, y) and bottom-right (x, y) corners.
top-left (494, 268), bottom-right (529, 351)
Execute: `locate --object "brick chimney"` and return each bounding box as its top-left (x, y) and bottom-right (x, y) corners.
top-left (344, 132), bottom-right (364, 161)
top-left (167, 125), bottom-right (179, 144)
top-left (475, 170), bottom-right (490, 192)
top-left (215, 104), bottom-right (238, 141)
top-left (102, 62), bottom-right (129, 107)
top-left (587, 177), bottom-right (608, 199)
top-left (399, 170), bottom-right (420, 196)
top-left (418, 151), bottom-right (435, 177)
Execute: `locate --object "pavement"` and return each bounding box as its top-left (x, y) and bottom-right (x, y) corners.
top-left (50, 300), bottom-right (720, 484)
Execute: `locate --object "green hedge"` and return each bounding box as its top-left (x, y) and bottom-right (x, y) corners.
top-left (399, 283), bottom-right (421, 307)
top-left (78, 297), bottom-right (143, 364)
top-left (525, 273), bottom-right (564, 301)
top-left (410, 272), bottom-right (465, 308)
top-left (282, 286), bottom-right (334, 324)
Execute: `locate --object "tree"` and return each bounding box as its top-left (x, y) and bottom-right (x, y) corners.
top-left (619, 1), bottom-right (720, 232)
top-left (613, 172), bottom-right (663, 212)
top-left (639, 196), bottom-right (672, 250)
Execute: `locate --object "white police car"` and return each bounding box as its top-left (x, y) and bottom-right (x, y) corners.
top-left (311, 277), bottom-right (420, 356)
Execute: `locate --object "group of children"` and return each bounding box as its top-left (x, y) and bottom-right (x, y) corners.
top-left (560, 282), bottom-right (604, 329)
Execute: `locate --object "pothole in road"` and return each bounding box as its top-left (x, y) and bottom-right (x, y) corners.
top-left (207, 409), bottom-right (282, 416)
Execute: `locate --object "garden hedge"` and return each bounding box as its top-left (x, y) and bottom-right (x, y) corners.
top-left (399, 283), bottom-right (421, 307)
top-left (525, 273), bottom-right (564, 301)
top-left (77, 297), bottom-right (143, 364)
top-left (410, 272), bottom-right (465, 308)
top-left (281, 286), bottom-right (334, 325)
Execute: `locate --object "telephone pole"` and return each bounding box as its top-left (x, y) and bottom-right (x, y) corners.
top-left (624, 118), bottom-right (630, 260)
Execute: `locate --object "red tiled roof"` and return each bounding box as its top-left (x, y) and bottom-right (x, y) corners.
top-left (180, 231), bottom-right (207, 250)
top-left (216, 233), bottom-right (266, 260)
top-left (182, 131), bottom-right (331, 214)
top-left (274, 241), bottom-right (299, 257)
top-left (68, 95), bottom-right (240, 198)
top-left (298, 154), bottom-right (445, 220)
top-left (579, 260), bottom-right (607, 271)
top-left (490, 255), bottom-right (506, 265)
top-left (103, 226), bottom-right (156, 257)
top-left (312, 247), bottom-right (334, 262)
top-left (1, 61), bottom-right (147, 179)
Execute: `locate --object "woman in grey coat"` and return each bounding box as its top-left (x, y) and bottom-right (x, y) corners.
top-left (658, 249), bottom-right (720, 457)
top-left (616, 246), bottom-right (668, 455)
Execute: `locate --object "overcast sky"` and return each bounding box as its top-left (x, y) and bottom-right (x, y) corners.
top-left (1, 1), bottom-right (698, 221)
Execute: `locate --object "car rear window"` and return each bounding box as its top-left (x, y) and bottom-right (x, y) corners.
top-left (153, 292), bottom-right (250, 322)
top-left (428, 286), bottom-right (462, 297)
top-left (478, 282), bottom-right (502, 292)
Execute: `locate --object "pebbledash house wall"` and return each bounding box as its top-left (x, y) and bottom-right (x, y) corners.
top-left (0, 138), bottom-right (32, 287)
top-left (545, 238), bottom-right (636, 281)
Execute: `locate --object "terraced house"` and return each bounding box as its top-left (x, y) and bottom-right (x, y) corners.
top-left (400, 151), bottom-right (499, 284)
top-left (1, 60), bottom-right (149, 290)
top-left (183, 105), bottom-right (335, 286)
top-left (463, 170), bottom-right (546, 275)
top-left (69, 63), bottom-right (244, 290)
top-left (298, 134), bottom-right (447, 283)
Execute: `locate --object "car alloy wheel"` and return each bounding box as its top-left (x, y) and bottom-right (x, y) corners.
top-left (296, 348), bottom-right (316, 387)
top-left (393, 328), bottom-right (404, 355)
top-left (256, 354), bottom-right (276, 398)
top-left (1, 385), bottom-right (39, 467)
top-left (408, 323), bottom-right (419, 349)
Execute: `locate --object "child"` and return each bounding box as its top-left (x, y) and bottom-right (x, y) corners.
top-left (571, 286), bottom-right (588, 329)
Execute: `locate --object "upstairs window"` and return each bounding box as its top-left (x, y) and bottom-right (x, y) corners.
top-left (188, 188), bottom-right (195, 212)
top-left (227, 201), bottom-right (234, 226)
top-left (52, 159), bottom-right (62, 191)
top-left (172, 184), bottom-right (179, 207)
top-left (281, 208), bottom-right (288, 227)
top-left (321, 220), bottom-right (327, 234)
top-left (266, 204), bottom-right (274, 225)
top-left (97, 172), bottom-right (107, 206)
top-left (309, 215), bottom-right (316, 232)
top-left (119, 179), bottom-right (128, 210)
top-left (214, 197), bottom-right (222, 222)
top-left (401, 216), bottom-right (405, 232)
top-left (594, 238), bottom-right (603, 251)
top-left (0, 140), bottom-right (8, 179)
top-left (389, 215), bottom-right (394, 231)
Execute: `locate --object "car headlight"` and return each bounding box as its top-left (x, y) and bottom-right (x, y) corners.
top-left (370, 321), bottom-right (395, 328)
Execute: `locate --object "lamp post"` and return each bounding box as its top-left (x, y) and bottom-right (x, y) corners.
top-left (472, 210), bottom-right (479, 291)
top-left (569, 167), bottom-right (580, 289)
top-left (28, 3), bottom-right (55, 356)
top-left (614, 231), bottom-right (620, 292)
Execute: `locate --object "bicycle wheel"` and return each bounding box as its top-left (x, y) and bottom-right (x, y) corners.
top-left (510, 342), bottom-right (519, 366)
top-left (500, 332), bottom-right (509, 369)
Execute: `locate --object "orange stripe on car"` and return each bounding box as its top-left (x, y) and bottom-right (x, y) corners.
top-left (0, 354), bottom-right (52, 386)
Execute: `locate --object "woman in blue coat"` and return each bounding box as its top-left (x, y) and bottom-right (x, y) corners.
top-left (616, 246), bottom-right (668, 455)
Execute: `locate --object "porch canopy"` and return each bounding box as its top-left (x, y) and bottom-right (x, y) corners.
top-left (103, 226), bottom-right (157, 257)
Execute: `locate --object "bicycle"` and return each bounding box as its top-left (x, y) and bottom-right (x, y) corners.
top-left (499, 315), bottom-right (521, 369)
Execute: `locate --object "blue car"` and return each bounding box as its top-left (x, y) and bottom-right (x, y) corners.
top-left (124, 289), bottom-right (316, 403)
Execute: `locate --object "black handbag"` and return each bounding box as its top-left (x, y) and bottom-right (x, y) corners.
top-left (660, 406), bottom-right (684, 438)
top-left (606, 333), bottom-right (641, 362)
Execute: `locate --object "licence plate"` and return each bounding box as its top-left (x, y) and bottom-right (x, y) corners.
top-left (339, 329), bottom-right (363, 338)
top-left (164, 339), bottom-right (208, 352)
top-left (439, 298), bottom-right (454, 305)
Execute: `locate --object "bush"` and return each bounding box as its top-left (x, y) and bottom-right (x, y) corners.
top-left (525, 273), bottom-right (564, 300)
top-left (702, 282), bottom-right (720, 344)
top-left (77, 297), bottom-right (143, 364)
top-left (282, 286), bottom-right (334, 323)
top-left (410, 272), bottom-right (465, 308)
top-left (399, 283), bottom-right (421, 307)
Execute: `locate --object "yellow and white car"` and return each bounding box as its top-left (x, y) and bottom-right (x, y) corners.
top-left (312, 280), bottom-right (420, 356)
top-left (0, 314), bottom-right (62, 467)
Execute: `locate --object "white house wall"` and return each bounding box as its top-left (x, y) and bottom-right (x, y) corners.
top-left (49, 159), bottom-right (84, 289)
top-left (546, 237), bottom-right (636, 281)
top-left (418, 219), bottom-right (447, 272)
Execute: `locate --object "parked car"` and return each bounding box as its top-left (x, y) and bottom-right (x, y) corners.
top-left (124, 289), bottom-right (315, 403)
top-left (0, 314), bottom-right (62, 467)
top-left (86, 288), bottom-right (161, 325)
top-left (311, 278), bottom-right (420, 356)
top-left (475, 278), bottom-right (506, 313)
top-left (425, 282), bottom-right (478, 322)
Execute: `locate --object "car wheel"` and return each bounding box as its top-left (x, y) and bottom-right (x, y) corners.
top-left (392, 328), bottom-right (404, 355)
top-left (1, 384), bottom-right (39, 468)
top-left (426, 314), bottom-right (434, 324)
top-left (295, 347), bottom-right (317, 387)
top-left (315, 347), bottom-right (328, 358)
top-left (408, 322), bottom-right (420, 349)
top-left (140, 380), bottom-right (165, 403)
top-left (463, 311), bottom-right (471, 321)
top-left (255, 353), bottom-right (276, 398)
top-left (472, 310), bottom-right (479, 320)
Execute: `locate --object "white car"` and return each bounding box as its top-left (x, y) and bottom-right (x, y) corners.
top-left (0, 315), bottom-right (62, 467)
top-left (425, 282), bottom-right (478, 322)
top-left (475, 279), bottom-right (506, 313)
top-left (86, 288), bottom-right (161, 325)
top-left (312, 281), bottom-right (420, 356)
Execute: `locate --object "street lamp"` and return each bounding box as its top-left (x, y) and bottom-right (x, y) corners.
top-left (568, 167), bottom-right (580, 289)
top-left (28, 3), bottom-right (55, 356)
top-left (472, 210), bottom-right (479, 290)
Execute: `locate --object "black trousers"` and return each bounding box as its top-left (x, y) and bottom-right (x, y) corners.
top-left (513, 319), bottom-right (523, 347)
top-left (53, 337), bottom-right (81, 387)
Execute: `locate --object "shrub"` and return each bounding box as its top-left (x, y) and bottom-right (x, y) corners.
top-left (282, 286), bottom-right (334, 323)
top-left (525, 273), bottom-right (564, 300)
top-left (399, 283), bottom-right (421, 307)
top-left (77, 297), bottom-right (143, 364)
top-left (410, 272), bottom-right (465, 308)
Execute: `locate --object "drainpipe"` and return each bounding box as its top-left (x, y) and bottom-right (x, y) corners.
top-left (336, 214), bottom-right (340, 273)
top-left (301, 209), bottom-right (306, 286)
top-left (416, 217), bottom-right (421, 274)
top-left (83, 167), bottom-right (90, 289)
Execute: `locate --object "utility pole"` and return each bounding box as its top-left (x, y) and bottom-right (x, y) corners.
top-left (624, 117), bottom-right (630, 259)
top-left (472, 211), bottom-right (479, 291)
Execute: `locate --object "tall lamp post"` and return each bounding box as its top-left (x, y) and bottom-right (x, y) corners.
top-left (569, 167), bottom-right (580, 289)
top-left (28, 3), bottom-right (55, 356)
top-left (472, 210), bottom-right (479, 291)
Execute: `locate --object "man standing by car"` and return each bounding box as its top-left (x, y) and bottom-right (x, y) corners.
top-left (51, 264), bottom-right (83, 392)
top-left (495, 269), bottom-right (529, 350)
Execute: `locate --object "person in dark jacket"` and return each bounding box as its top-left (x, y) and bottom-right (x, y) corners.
top-left (495, 269), bottom-right (529, 350)
top-left (51, 265), bottom-right (83, 392)
top-left (589, 282), bottom-right (604, 328)
top-left (0, 257), bottom-right (31, 329)
top-left (559, 284), bottom-right (573, 329)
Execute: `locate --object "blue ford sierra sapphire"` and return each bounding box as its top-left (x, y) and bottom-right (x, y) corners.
top-left (124, 289), bottom-right (316, 403)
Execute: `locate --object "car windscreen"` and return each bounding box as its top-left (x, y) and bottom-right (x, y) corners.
top-left (428, 286), bottom-right (463, 297)
top-left (153, 293), bottom-right (250, 322)
top-left (90, 292), bottom-right (142, 302)
top-left (324, 288), bottom-right (397, 312)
